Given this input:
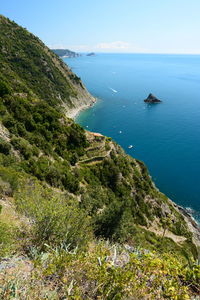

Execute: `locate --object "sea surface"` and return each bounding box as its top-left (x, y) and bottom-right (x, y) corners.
top-left (64, 53), bottom-right (200, 222)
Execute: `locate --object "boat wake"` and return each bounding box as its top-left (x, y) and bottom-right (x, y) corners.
top-left (109, 87), bottom-right (118, 93)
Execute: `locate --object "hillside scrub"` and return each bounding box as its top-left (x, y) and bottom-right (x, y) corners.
top-left (14, 182), bottom-right (92, 252)
top-left (0, 239), bottom-right (199, 299)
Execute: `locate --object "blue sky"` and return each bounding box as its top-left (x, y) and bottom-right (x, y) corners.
top-left (1, 0), bottom-right (200, 54)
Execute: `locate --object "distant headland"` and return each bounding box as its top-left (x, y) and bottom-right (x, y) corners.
top-left (87, 52), bottom-right (95, 56)
top-left (52, 49), bottom-right (80, 58)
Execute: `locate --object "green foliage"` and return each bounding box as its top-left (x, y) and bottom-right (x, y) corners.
top-left (0, 138), bottom-right (11, 155)
top-left (0, 80), bottom-right (11, 97)
top-left (22, 157), bottom-right (80, 192)
top-left (0, 221), bottom-right (16, 257)
top-left (0, 16), bottom-right (79, 107)
top-left (28, 243), bottom-right (199, 299)
top-left (0, 240), bottom-right (199, 299)
top-left (2, 96), bottom-right (87, 157)
top-left (0, 166), bottom-right (21, 195)
top-left (0, 15), bottom-right (198, 272)
top-left (15, 183), bottom-right (92, 251)
top-left (69, 73), bottom-right (83, 87)
top-left (0, 178), bottom-right (12, 196)
top-left (0, 94), bottom-right (87, 192)
top-left (11, 136), bottom-right (33, 159)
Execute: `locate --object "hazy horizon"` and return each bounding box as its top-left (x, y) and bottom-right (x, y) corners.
top-left (1, 0), bottom-right (200, 55)
top-left (51, 50), bottom-right (200, 56)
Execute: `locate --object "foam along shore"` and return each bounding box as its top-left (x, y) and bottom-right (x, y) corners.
top-left (175, 204), bottom-right (200, 249)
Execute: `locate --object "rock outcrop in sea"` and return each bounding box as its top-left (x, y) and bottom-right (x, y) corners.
top-left (144, 93), bottom-right (162, 103)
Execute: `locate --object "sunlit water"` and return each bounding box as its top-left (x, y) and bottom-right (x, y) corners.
top-left (64, 53), bottom-right (200, 222)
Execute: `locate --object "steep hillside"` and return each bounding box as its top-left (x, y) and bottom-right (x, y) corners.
top-left (0, 14), bottom-right (199, 256)
top-left (0, 15), bottom-right (94, 115)
top-left (0, 15), bottom-right (199, 299)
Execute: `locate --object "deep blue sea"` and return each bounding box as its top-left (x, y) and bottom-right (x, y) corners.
top-left (64, 53), bottom-right (200, 222)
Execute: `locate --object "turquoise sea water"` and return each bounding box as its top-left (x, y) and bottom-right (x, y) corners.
top-left (64, 54), bottom-right (200, 222)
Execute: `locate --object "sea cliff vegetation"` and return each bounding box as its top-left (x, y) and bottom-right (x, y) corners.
top-left (0, 15), bottom-right (199, 299)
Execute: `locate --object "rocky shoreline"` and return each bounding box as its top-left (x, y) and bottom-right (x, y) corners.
top-left (65, 96), bottom-right (96, 119)
top-left (65, 92), bottom-right (200, 253)
top-left (176, 204), bottom-right (200, 251)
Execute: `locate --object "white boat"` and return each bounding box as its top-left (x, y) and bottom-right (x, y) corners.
top-left (128, 145), bottom-right (133, 149)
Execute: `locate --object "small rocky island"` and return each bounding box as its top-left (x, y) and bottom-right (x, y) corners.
top-left (144, 93), bottom-right (162, 103)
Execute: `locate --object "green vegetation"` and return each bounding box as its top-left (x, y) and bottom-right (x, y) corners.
top-left (15, 182), bottom-right (92, 251)
top-left (0, 172), bottom-right (199, 299)
top-left (0, 220), bottom-right (16, 257)
top-left (0, 14), bottom-right (199, 299)
top-left (0, 138), bottom-right (11, 155)
top-left (0, 16), bottom-right (74, 107)
top-left (0, 81), bottom-right (11, 97)
top-left (0, 234), bottom-right (199, 299)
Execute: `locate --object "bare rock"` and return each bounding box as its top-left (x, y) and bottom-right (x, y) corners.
top-left (144, 93), bottom-right (162, 103)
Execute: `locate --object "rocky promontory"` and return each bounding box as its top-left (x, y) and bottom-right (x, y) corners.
top-left (87, 52), bottom-right (95, 56)
top-left (52, 48), bottom-right (80, 58)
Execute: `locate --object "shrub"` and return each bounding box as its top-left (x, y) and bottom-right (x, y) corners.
top-left (0, 166), bottom-right (20, 195)
top-left (0, 81), bottom-right (11, 97)
top-left (0, 221), bottom-right (15, 257)
top-left (31, 242), bottom-right (199, 299)
top-left (0, 178), bottom-right (12, 196)
top-left (15, 183), bottom-right (92, 251)
top-left (0, 138), bottom-right (11, 155)
top-left (11, 136), bottom-right (33, 159)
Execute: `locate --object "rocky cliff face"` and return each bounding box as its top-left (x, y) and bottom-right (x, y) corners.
top-left (0, 15), bottom-right (199, 261)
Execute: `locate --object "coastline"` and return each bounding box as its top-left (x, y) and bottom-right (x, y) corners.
top-left (66, 96), bottom-right (97, 120)
top-left (68, 98), bottom-right (200, 229)
top-left (64, 88), bottom-right (200, 250)
top-left (66, 106), bottom-right (85, 119)
top-left (176, 204), bottom-right (200, 250)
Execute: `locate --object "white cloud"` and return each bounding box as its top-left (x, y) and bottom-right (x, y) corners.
top-left (92, 41), bottom-right (147, 53)
top-left (49, 43), bottom-right (92, 51)
top-left (68, 45), bottom-right (91, 51)
top-left (48, 41), bottom-right (200, 54)
top-left (48, 43), bottom-right (66, 49)
top-left (95, 41), bottom-right (130, 50)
